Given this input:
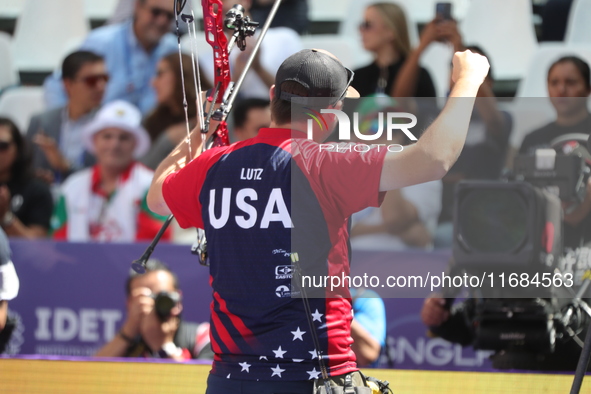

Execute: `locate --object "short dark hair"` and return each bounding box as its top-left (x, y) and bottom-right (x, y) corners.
top-left (548, 56), bottom-right (591, 90)
top-left (0, 117), bottom-right (33, 182)
top-left (125, 259), bottom-right (179, 296)
top-left (233, 98), bottom-right (270, 128)
top-left (61, 50), bottom-right (104, 81)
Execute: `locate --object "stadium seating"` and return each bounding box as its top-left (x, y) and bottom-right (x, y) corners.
top-left (564, 0), bottom-right (591, 44)
top-left (0, 0), bottom-right (25, 19)
top-left (12, 0), bottom-right (89, 73)
top-left (83, 0), bottom-right (118, 21)
top-left (460, 0), bottom-right (538, 81)
top-left (0, 86), bottom-right (44, 132)
top-left (0, 31), bottom-right (18, 91)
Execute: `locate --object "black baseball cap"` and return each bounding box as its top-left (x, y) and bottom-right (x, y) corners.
top-left (275, 49), bottom-right (360, 105)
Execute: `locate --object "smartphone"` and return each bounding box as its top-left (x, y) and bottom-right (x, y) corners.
top-left (435, 2), bottom-right (453, 20)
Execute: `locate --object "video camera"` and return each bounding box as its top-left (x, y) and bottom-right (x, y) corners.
top-left (450, 134), bottom-right (591, 355)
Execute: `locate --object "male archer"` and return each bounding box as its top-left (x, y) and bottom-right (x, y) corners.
top-left (147, 48), bottom-right (489, 392)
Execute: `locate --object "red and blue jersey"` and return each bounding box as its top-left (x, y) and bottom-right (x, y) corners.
top-left (163, 128), bottom-right (387, 381)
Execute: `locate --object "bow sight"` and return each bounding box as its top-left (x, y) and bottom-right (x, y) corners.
top-left (225, 4), bottom-right (259, 51)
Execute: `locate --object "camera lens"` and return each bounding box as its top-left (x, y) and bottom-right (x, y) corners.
top-left (459, 189), bottom-right (528, 253)
top-left (153, 291), bottom-right (180, 320)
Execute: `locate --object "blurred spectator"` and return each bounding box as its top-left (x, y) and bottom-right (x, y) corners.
top-left (108, 0), bottom-right (137, 25)
top-left (350, 288), bottom-right (386, 368)
top-left (51, 101), bottom-right (171, 242)
top-left (351, 98), bottom-right (441, 251)
top-left (433, 43), bottom-right (513, 247)
top-left (44, 0), bottom-right (177, 115)
top-left (0, 118), bottom-right (54, 239)
top-left (250, 0), bottom-right (309, 35)
top-left (519, 56), bottom-right (591, 248)
top-left (201, 0), bottom-right (302, 100)
top-left (27, 51), bottom-right (106, 183)
top-left (232, 98), bottom-right (271, 141)
top-left (95, 259), bottom-right (212, 360)
top-left (540, 0), bottom-right (574, 42)
top-left (0, 228), bottom-right (18, 353)
top-left (140, 53), bottom-right (211, 170)
top-left (520, 56), bottom-right (591, 154)
top-left (352, 2), bottom-right (435, 98)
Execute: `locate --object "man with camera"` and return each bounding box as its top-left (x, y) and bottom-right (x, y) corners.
top-left (95, 260), bottom-right (212, 360)
top-left (0, 228), bottom-right (19, 354)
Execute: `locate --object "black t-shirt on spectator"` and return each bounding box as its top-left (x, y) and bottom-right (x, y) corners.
top-left (519, 114), bottom-right (591, 248)
top-left (6, 178), bottom-right (54, 230)
top-left (352, 59), bottom-right (436, 98)
top-left (519, 114), bottom-right (591, 154)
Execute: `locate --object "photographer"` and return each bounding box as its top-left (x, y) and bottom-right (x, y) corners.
top-left (95, 260), bottom-right (212, 360)
top-left (0, 228), bottom-right (18, 354)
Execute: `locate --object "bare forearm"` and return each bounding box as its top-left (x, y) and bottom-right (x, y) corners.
top-left (0, 300), bottom-right (7, 332)
top-left (391, 44), bottom-right (426, 97)
top-left (418, 78), bottom-right (479, 167)
top-left (379, 78), bottom-right (480, 191)
top-left (398, 221), bottom-right (432, 248)
top-left (94, 334), bottom-right (131, 357)
top-left (381, 190), bottom-right (419, 234)
top-left (147, 130), bottom-right (206, 216)
top-left (255, 65), bottom-right (275, 88)
top-left (3, 220), bottom-right (48, 239)
top-left (474, 86), bottom-right (506, 142)
top-left (350, 319), bottom-right (381, 367)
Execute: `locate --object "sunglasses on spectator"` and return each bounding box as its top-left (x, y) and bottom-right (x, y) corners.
top-left (359, 21), bottom-right (374, 31)
top-left (0, 141), bottom-right (13, 151)
top-left (79, 74), bottom-right (109, 88)
top-left (150, 6), bottom-right (175, 21)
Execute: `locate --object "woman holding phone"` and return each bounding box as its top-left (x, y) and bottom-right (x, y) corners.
top-left (352, 2), bottom-right (436, 98)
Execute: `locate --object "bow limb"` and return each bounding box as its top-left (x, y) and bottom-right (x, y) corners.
top-left (201, 0), bottom-right (231, 147)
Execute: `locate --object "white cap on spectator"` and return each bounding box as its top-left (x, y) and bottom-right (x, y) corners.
top-left (83, 100), bottom-right (150, 158)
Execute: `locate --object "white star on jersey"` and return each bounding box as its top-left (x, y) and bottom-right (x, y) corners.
top-left (309, 349), bottom-right (318, 359)
top-left (271, 364), bottom-right (285, 378)
top-left (307, 368), bottom-right (321, 380)
top-left (259, 355), bottom-right (268, 360)
top-left (273, 346), bottom-right (287, 358)
top-left (291, 327), bottom-right (306, 341)
top-left (226, 373), bottom-right (231, 379)
top-left (239, 362), bottom-right (251, 372)
top-left (311, 309), bottom-right (323, 322)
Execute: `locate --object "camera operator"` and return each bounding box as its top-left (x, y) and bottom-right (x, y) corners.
top-left (421, 292), bottom-right (590, 371)
top-left (95, 260), bottom-right (212, 361)
top-left (520, 56), bottom-right (591, 248)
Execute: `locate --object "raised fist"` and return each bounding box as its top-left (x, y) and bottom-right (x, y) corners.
top-left (451, 50), bottom-right (490, 85)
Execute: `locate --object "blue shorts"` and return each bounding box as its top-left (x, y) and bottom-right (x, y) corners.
top-left (206, 374), bottom-right (315, 394)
